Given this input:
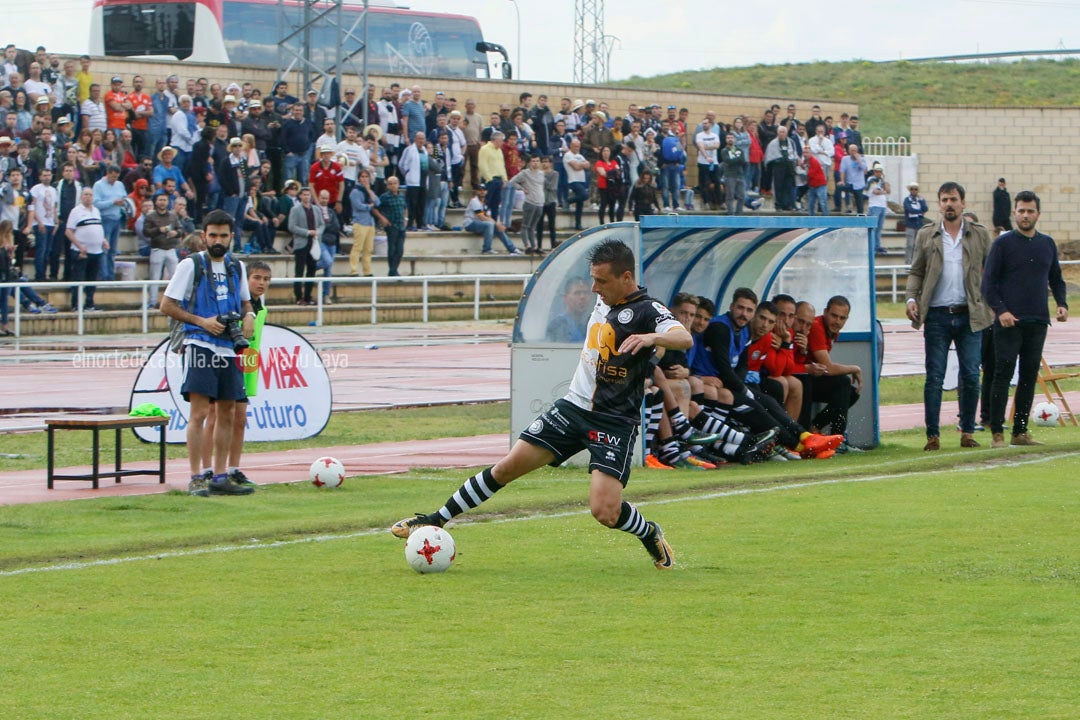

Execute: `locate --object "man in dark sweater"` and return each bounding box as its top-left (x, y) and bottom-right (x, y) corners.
top-left (991, 178), bottom-right (1012, 234)
top-left (981, 190), bottom-right (1069, 447)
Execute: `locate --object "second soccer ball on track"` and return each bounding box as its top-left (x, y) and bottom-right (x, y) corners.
top-left (309, 456), bottom-right (346, 488)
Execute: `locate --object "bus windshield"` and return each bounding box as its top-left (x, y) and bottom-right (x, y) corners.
top-left (224, 5), bottom-right (489, 77)
top-left (103, 2), bottom-right (197, 59)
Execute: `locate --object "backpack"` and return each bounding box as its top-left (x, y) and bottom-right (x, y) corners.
top-left (166, 251), bottom-right (242, 354)
top-left (661, 136), bottom-right (685, 164)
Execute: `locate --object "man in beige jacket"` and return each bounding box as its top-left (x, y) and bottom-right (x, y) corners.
top-left (905, 181), bottom-right (993, 451)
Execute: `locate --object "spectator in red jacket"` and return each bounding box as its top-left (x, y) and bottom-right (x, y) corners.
top-left (803, 146), bottom-right (828, 216)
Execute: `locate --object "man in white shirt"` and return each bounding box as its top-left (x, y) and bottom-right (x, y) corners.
top-left (160, 208), bottom-right (255, 497)
top-left (65, 187), bottom-right (108, 310)
top-left (335, 123), bottom-right (369, 224)
top-left (807, 124), bottom-right (834, 187)
top-left (905, 181), bottom-right (993, 451)
top-left (28, 167), bottom-right (59, 282)
top-left (694, 117), bottom-right (721, 210)
top-left (22, 62), bottom-right (51, 104)
top-left (464, 185), bottom-right (519, 255)
top-left (562, 137), bottom-right (589, 231)
top-left (80, 83), bottom-right (107, 132)
top-left (446, 110), bottom-right (467, 207)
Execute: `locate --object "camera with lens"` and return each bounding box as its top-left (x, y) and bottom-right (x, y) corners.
top-left (216, 312), bottom-right (250, 353)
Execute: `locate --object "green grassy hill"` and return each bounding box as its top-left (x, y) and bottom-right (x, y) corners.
top-left (613, 58), bottom-right (1080, 139)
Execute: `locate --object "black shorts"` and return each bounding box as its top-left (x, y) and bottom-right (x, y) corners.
top-left (519, 398), bottom-right (638, 486)
top-left (180, 344), bottom-right (246, 403)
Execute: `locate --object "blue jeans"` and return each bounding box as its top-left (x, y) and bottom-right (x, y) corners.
top-left (34, 226), bottom-right (55, 281)
top-left (485, 177), bottom-right (503, 224)
top-left (745, 162), bottom-right (760, 193)
top-left (99, 215), bottom-right (121, 280)
top-left (284, 153), bottom-right (304, 182)
top-left (465, 219), bottom-right (515, 253)
top-left (869, 205), bottom-right (886, 251)
top-left (556, 162), bottom-right (568, 206)
top-left (661, 164), bottom-right (681, 208)
top-left (923, 307), bottom-right (982, 437)
top-left (807, 186), bottom-right (829, 216)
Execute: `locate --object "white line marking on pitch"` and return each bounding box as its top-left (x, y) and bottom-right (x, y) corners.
top-left (1, 452), bottom-right (1075, 577)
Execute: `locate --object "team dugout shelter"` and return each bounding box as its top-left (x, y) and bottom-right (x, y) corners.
top-left (512, 215), bottom-right (881, 461)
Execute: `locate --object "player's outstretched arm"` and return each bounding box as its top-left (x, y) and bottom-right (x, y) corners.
top-left (619, 326), bottom-right (692, 355)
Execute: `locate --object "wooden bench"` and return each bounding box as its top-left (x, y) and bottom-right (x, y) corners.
top-left (46, 415), bottom-right (167, 490)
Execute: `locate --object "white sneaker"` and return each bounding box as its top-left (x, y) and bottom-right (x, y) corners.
top-left (662, 206), bottom-right (672, 212)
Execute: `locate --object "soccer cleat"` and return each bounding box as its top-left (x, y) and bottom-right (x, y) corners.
top-left (644, 454), bottom-right (674, 470)
top-left (835, 442), bottom-right (863, 454)
top-left (799, 432), bottom-right (844, 458)
top-left (814, 448), bottom-right (836, 460)
top-left (692, 447), bottom-right (728, 466)
top-left (684, 454), bottom-right (717, 470)
top-left (670, 457), bottom-right (708, 471)
top-left (229, 469), bottom-right (256, 486)
top-left (737, 427), bottom-right (779, 465)
top-left (390, 512), bottom-right (444, 539)
top-left (188, 472), bottom-right (210, 497)
top-left (773, 446), bottom-right (802, 461)
top-left (208, 475), bottom-right (255, 495)
top-left (640, 522), bottom-right (675, 570)
top-left (680, 428), bottom-right (726, 446)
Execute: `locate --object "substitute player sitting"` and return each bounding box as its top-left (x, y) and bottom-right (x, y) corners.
top-left (392, 239), bottom-right (689, 569)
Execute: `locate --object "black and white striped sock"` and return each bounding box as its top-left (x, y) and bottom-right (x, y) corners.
top-left (616, 501), bottom-right (651, 539)
top-left (644, 390), bottom-right (664, 449)
top-left (437, 467), bottom-right (502, 523)
top-left (656, 437), bottom-right (686, 466)
top-left (694, 411), bottom-right (746, 456)
top-left (667, 408), bottom-right (693, 440)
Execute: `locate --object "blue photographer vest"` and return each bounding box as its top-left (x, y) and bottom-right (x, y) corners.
top-left (182, 251), bottom-right (243, 351)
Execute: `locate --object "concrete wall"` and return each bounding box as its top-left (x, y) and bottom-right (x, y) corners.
top-left (912, 106), bottom-right (1080, 242)
top-left (83, 56), bottom-right (857, 132)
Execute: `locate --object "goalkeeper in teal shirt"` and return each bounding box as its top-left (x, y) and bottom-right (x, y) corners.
top-left (202, 259), bottom-right (271, 486)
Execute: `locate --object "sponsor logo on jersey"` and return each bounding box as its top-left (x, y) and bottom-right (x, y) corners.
top-left (588, 321), bottom-right (620, 364)
top-left (588, 429), bottom-right (623, 446)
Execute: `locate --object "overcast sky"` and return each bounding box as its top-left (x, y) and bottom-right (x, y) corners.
top-left (8, 0), bottom-right (1080, 82)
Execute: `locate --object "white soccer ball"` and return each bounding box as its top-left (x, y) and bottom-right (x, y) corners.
top-left (309, 456), bottom-right (345, 488)
top-left (1032, 401), bottom-right (1060, 427)
top-left (405, 525), bottom-right (456, 574)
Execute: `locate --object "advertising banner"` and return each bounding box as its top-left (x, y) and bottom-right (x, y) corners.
top-left (129, 324), bottom-right (332, 444)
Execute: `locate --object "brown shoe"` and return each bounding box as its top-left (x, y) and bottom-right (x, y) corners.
top-left (923, 436), bottom-right (940, 451)
top-left (1010, 432), bottom-right (1044, 446)
top-left (991, 432), bottom-right (1006, 449)
top-left (960, 433), bottom-right (980, 448)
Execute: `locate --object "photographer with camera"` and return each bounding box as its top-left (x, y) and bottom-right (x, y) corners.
top-left (160, 208), bottom-right (255, 497)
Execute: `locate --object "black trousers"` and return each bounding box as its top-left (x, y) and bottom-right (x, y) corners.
top-left (405, 185), bottom-right (426, 229)
top-left (799, 374), bottom-right (859, 435)
top-left (989, 321), bottom-right (1047, 435)
top-left (293, 246), bottom-right (317, 301)
top-left (537, 202), bottom-right (558, 249)
top-left (386, 225), bottom-right (405, 276)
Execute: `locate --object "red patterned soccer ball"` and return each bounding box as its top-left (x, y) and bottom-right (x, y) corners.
top-left (309, 456), bottom-right (345, 488)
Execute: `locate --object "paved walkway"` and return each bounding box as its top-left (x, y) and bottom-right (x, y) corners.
top-left (2, 319), bottom-right (1078, 506)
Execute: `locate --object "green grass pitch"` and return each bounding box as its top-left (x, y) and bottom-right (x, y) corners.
top-left (1, 437), bottom-right (1078, 719)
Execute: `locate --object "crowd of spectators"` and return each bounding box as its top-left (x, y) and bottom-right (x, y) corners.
top-left (1, 42), bottom-right (884, 324)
